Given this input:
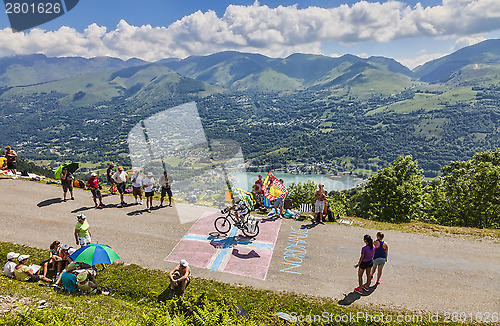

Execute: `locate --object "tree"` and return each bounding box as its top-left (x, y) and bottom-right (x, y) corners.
top-left (286, 180), bottom-right (317, 209)
top-left (431, 151), bottom-right (500, 228)
top-left (360, 155), bottom-right (424, 223)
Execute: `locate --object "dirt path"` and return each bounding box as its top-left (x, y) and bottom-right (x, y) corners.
top-left (1, 178), bottom-right (499, 317)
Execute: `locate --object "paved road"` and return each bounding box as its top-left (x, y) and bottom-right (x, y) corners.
top-left (1, 178), bottom-right (499, 316)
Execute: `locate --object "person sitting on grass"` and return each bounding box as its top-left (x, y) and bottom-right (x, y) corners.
top-left (42, 240), bottom-right (62, 278)
top-left (77, 272), bottom-right (111, 295)
top-left (227, 198), bottom-right (249, 227)
top-left (168, 259), bottom-right (191, 298)
top-left (14, 255), bottom-right (52, 283)
top-left (4, 252), bottom-right (20, 278)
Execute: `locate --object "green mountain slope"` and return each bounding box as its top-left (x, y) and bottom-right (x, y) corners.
top-left (0, 54), bottom-right (145, 87)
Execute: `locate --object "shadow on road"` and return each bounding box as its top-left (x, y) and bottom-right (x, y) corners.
top-left (300, 222), bottom-right (318, 229)
top-left (338, 285), bottom-right (377, 306)
top-left (37, 198), bottom-right (62, 207)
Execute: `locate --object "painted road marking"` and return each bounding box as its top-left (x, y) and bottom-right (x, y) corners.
top-left (166, 212), bottom-right (281, 280)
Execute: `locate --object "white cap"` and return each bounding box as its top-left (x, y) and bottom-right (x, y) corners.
top-left (91, 173), bottom-right (97, 177)
top-left (77, 214), bottom-right (86, 220)
top-left (147, 172), bottom-right (153, 177)
top-left (7, 252), bottom-right (20, 260)
top-left (180, 259), bottom-right (189, 267)
top-left (18, 254), bottom-right (30, 261)
top-left (61, 244), bottom-right (71, 250)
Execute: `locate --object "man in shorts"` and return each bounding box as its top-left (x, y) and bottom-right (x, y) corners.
top-left (4, 146), bottom-right (17, 178)
top-left (168, 259), bottom-right (191, 298)
top-left (86, 173), bottom-right (104, 208)
top-left (142, 172), bottom-right (155, 212)
top-left (106, 163), bottom-right (116, 194)
top-left (160, 171), bottom-right (173, 207)
top-left (112, 166), bottom-right (128, 207)
top-left (273, 179), bottom-right (286, 217)
top-left (314, 183), bottom-right (328, 225)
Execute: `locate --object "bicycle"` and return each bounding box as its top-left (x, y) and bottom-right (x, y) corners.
top-left (214, 208), bottom-right (260, 237)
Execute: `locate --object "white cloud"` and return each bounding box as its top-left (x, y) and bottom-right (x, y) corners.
top-left (0, 0), bottom-right (498, 61)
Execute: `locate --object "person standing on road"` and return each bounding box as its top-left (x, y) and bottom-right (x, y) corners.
top-left (160, 171), bottom-right (173, 207)
top-left (74, 214), bottom-right (92, 247)
top-left (106, 163), bottom-right (116, 194)
top-left (314, 183), bottom-right (328, 224)
top-left (143, 172), bottom-right (155, 213)
top-left (86, 173), bottom-right (105, 208)
top-left (60, 167), bottom-right (74, 201)
top-left (354, 234), bottom-right (374, 294)
top-left (112, 166), bottom-right (128, 207)
top-left (273, 179), bottom-right (286, 217)
top-left (131, 170), bottom-right (143, 205)
top-left (371, 232), bottom-right (388, 286)
top-left (4, 146), bottom-right (18, 178)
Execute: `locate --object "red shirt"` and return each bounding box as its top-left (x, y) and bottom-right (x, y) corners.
top-left (86, 177), bottom-right (99, 190)
top-left (254, 179), bottom-right (263, 194)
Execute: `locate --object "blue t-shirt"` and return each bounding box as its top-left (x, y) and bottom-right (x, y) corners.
top-left (61, 272), bottom-right (78, 292)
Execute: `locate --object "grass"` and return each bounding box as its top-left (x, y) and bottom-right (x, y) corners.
top-left (347, 217), bottom-right (500, 242)
top-left (0, 242), bottom-right (464, 325)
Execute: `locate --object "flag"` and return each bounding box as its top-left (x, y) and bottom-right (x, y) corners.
top-left (262, 171), bottom-right (288, 201)
top-left (234, 188), bottom-right (255, 210)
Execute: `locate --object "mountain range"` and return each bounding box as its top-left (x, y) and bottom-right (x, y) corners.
top-left (1, 39), bottom-right (500, 175)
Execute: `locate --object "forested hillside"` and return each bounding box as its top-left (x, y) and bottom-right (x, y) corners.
top-left (0, 40), bottom-right (499, 176)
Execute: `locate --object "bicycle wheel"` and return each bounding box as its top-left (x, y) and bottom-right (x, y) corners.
top-left (214, 216), bottom-right (231, 234)
top-left (243, 221), bottom-right (259, 238)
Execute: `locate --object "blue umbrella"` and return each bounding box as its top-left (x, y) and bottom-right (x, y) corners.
top-left (69, 244), bottom-right (120, 266)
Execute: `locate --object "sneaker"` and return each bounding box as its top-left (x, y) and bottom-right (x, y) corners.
top-left (354, 287), bottom-right (363, 294)
top-left (147, 209), bottom-right (151, 213)
top-left (362, 284), bottom-right (369, 291)
top-left (71, 197), bottom-right (75, 200)
top-left (376, 281), bottom-right (381, 285)
top-left (318, 221), bottom-right (325, 225)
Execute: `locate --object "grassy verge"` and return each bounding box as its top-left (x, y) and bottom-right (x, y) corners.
top-left (348, 218), bottom-right (500, 242)
top-left (0, 242), bottom-right (463, 325)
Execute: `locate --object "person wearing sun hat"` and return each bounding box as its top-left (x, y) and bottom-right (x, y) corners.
top-left (74, 214), bottom-right (92, 247)
top-left (4, 252), bottom-right (20, 278)
top-left (77, 272), bottom-right (111, 295)
top-left (14, 254), bottom-right (52, 283)
top-left (56, 262), bottom-right (79, 292)
top-left (168, 259), bottom-right (191, 298)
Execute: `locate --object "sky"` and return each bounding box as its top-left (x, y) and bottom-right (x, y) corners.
top-left (1, 0), bottom-right (500, 69)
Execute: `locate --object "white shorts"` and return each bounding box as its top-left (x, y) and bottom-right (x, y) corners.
top-left (315, 200), bottom-right (325, 213)
top-left (78, 235), bottom-right (91, 246)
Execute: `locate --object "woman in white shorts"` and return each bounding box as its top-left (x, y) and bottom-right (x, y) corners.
top-left (74, 214), bottom-right (92, 246)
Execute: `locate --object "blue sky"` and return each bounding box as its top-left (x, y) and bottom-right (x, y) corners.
top-left (1, 0), bottom-right (499, 68)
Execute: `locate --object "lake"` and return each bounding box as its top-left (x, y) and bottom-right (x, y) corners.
top-left (230, 172), bottom-right (364, 192)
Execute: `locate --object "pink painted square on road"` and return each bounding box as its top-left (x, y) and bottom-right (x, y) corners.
top-left (165, 212), bottom-right (281, 280)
